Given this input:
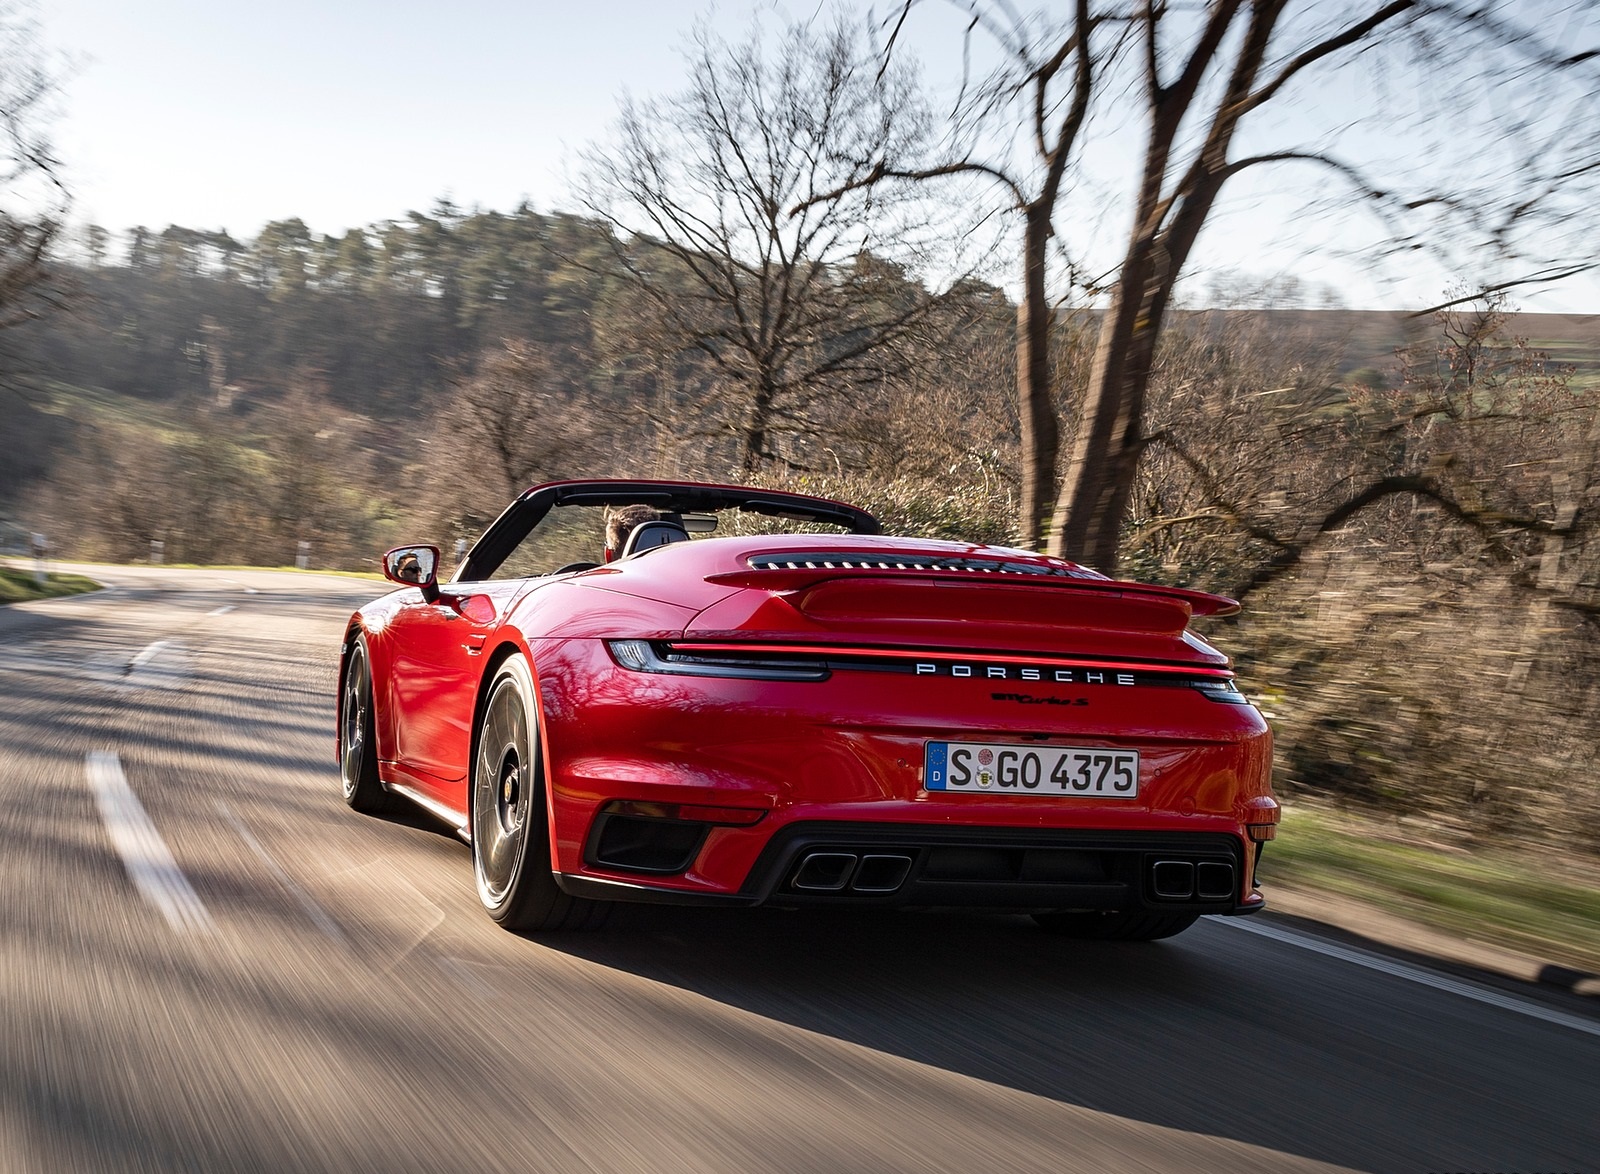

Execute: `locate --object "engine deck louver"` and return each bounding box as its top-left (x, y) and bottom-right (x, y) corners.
top-left (746, 553), bottom-right (1097, 579)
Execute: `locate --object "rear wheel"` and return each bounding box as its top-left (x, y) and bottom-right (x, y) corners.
top-left (1031, 911), bottom-right (1199, 941)
top-left (471, 654), bottom-right (608, 932)
top-left (339, 634), bottom-right (392, 814)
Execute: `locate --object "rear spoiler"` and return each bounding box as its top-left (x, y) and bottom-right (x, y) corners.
top-left (704, 567), bottom-right (1240, 617)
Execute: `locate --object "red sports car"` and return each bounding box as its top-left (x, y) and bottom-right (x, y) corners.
top-left (338, 480), bottom-right (1277, 937)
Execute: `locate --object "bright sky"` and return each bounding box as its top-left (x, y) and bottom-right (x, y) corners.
top-left (34, 0), bottom-right (1600, 313)
top-left (42, 0), bottom-right (695, 233)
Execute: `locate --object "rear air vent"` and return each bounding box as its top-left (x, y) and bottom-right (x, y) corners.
top-left (746, 553), bottom-right (1099, 579)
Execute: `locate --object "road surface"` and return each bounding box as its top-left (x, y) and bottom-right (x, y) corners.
top-left (1, 565), bottom-right (1595, 1173)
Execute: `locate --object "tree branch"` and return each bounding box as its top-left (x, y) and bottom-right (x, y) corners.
top-left (1408, 266), bottom-right (1597, 318)
top-left (1230, 473), bottom-right (1544, 601)
top-left (790, 157), bottom-right (1028, 216)
top-left (1142, 429), bottom-right (1295, 552)
top-left (1239, 0), bottom-right (1417, 119)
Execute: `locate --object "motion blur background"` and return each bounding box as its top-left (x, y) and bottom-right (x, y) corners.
top-left (3, 0), bottom-right (1600, 933)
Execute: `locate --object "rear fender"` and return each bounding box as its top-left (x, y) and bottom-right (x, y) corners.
top-left (466, 637), bottom-right (563, 869)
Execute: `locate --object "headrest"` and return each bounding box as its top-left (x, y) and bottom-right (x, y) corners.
top-left (621, 520), bottom-right (691, 558)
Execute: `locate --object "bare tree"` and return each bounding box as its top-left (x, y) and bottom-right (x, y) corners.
top-left (581, 15), bottom-right (974, 475)
top-left (1044, 1), bottom-right (1600, 571)
top-left (815, 0), bottom-right (1104, 546)
top-left (820, 1), bottom-right (1600, 568)
top-left (0, 1), bottom-right (69, 388)
top-left (1123, 299), bottom-right (1600, 843)
top-left (431, 340), bottom-right (599, 530)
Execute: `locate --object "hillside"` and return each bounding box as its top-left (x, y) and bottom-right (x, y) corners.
top-left (1177, 309), bottom-right (1600, 385)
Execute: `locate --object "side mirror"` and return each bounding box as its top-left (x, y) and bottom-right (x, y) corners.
top-left (382, 545), bottom-right (441, 602)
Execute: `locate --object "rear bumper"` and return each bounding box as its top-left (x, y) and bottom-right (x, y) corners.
top-left (557, 821), bottom-right (1266, 914)
top-left (534, 636), bottom-right (1275, 914)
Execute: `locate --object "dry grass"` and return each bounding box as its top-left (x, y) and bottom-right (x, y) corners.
top-left (1259, 806), bottom-right (1600, 971)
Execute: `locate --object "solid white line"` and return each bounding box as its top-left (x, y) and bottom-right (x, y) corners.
top-left (207, 605), bottom-right (236, 616)
top-left (1218, 916), bottom-right (1600, 1040)
top-left (85, 751), bottom-right (212, 935)
top-left (214, 801), bottom-right (348, 947)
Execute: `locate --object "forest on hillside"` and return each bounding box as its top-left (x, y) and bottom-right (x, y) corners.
top-left (3, 201), bottom-right (1025, 562)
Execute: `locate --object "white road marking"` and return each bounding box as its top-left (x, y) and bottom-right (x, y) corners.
top-left (127, 639), bottom-right (170, 669)
top-left (207, 605), bottom-right (236, 616)
top-left (85, 751), bottom-right (212, 935)
top-left (215, 801), bottom-right (349, 947)
top-left (1218, 916), bottom-right (1600, 1040)
top-left (121, 639), bottom-right (191, 690)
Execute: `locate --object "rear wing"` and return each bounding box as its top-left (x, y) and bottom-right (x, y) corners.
top-left (706, 559), bottom-right (1240, 618)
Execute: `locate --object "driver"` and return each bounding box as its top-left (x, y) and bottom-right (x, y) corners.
top-left (603, 505), bottom-right (662, 562)
top-left (394, 551), bottom-right (424, 583)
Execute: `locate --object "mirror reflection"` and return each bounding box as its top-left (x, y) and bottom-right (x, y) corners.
top-left (386, 546), bottom-right (437, 585)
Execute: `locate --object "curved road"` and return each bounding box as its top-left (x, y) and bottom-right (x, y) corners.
top-left (0, 565), bottom-right (1595, 1173)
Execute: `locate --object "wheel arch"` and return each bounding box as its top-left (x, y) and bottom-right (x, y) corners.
top-left (336, 618), bottom-right (365, 764)
top-left (466, 637), bottom-right (558, 866)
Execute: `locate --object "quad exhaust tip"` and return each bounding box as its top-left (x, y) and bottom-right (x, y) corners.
top-left (853, 854), bottom-right (913, 893)
top-left (791, 852), bottom-right (914, 894)
top-left (1196, 860), bottom-right (1235, 900)
top-left (1151, 860), bottom-right (1195, 899)
top-left (792, 852), bottom-right (858, 891)
top-left (1151, 858), bottom-right (1235, 901)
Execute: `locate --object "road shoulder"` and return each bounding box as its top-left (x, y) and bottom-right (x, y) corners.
top-left (1263, 883), bottom-right (1600, 1002)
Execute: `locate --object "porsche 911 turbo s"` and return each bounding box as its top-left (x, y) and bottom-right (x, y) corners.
top-left (337, 479), bottom-right (1278, 938)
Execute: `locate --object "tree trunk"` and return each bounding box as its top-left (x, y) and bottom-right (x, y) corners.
top-left (1015, 207), bottom-right (1058, 549)
top-left (742, 384), bottom-right (775, 471)
top-left (1047, 245), bottom-right (1163, 571)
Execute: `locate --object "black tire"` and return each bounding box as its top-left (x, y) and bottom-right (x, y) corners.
top-left (340, 634), bottom-right (393, 814)
top-left (1031, 910), bottom-right (1200, 941)
top-left (471, 654), bottom-right (609, 932)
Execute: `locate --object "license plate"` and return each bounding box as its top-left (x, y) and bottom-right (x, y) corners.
top-left (925, 741), bottom-right (1139, 798)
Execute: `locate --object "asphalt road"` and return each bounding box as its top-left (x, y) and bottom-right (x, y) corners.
top-left (1, 565), bottom-right (1596, 1174)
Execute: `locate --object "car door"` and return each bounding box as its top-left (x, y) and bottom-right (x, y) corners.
top-left (384, 582), bottom-right (520, 790)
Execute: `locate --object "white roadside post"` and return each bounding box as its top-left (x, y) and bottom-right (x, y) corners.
top-left (296, 540), bottom-right (310, 570)
top-left (454, 537), bottom-right (467, 572)
top-left (150, 539), bottom-right (164, 566)
top-left (31, 532), bottom-right (46, 586)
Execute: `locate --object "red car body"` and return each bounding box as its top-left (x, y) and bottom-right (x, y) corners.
top-left (339, 480), bottom-right (1277, 936)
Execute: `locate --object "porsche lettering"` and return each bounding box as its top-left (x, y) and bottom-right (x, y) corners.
top-left (915, 662), bottom-right (1136, 685)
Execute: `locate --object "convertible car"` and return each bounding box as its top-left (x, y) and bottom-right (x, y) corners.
top-left (338, 480), bottom-right (1277, 937)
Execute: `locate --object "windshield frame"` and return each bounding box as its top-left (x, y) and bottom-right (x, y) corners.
top-left (452, 480), bottom-right (880, 583)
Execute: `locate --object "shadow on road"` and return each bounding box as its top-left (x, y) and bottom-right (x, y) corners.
top-left (527, 898), bottom-right (1598, 1173)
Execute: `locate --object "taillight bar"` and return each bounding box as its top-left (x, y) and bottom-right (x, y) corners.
top-left (608, 639), bottom-right (1252, 698)
top-left (670, 641), bottom-right (1234, 679)
top-left (607, 640), bottom-right (829, 681)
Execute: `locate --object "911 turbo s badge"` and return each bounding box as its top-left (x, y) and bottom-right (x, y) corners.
top-left (990, 692), bottom-right (1089, 706)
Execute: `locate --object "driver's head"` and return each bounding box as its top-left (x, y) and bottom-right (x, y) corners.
top-left (603, 505), bottom-right (661, 562)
